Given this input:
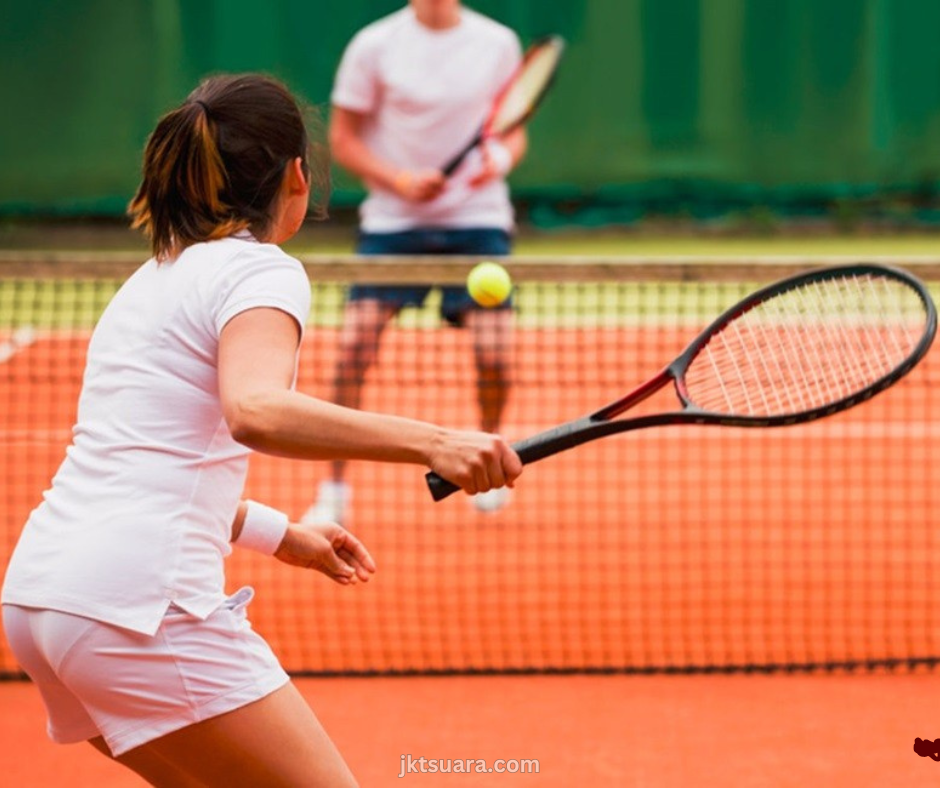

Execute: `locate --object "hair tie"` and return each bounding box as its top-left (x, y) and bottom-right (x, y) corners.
top-left (193, 99), bottom-right (211, 117)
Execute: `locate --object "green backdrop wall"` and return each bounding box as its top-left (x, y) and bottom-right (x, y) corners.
top-left (3, 0), bottom-right (940, 221)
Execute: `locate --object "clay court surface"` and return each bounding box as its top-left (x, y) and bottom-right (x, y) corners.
top-left (4, 673), bottom-right (940, 786)
top-left (2, 305), bottom-right (940, 784)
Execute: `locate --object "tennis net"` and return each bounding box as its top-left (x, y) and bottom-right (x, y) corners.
top-left (2, 252), bottom-right (939, 676)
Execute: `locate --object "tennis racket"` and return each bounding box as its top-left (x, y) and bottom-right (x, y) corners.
top-left (426, 264), bottom-right (937, 502)
top-left (441, 35), bottom-right (565, 177)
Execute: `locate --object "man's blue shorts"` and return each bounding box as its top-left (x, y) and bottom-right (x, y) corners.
top-left (349, 228), bottom-right (512, 326)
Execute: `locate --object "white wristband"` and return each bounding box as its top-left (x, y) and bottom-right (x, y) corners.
top-left (236, 500), bottom-right (289, 555)
top-left (486, 140), bottom-right (513, 176)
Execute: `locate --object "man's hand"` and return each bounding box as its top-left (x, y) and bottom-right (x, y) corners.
top-left (467, 140), bottom-right (513, 188)
top-left (393, 168), bottom-right (446, 202)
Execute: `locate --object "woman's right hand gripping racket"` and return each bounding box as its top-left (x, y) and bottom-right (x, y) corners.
top-left (427, 264), bottom-right (937, 501)
top-left (441, 35), bottom-right (565, 178)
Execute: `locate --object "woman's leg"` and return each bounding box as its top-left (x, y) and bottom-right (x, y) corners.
top-left (118, 682), bottom-right (356, 788)
top-left (88, 736), bottom-right (207, 788)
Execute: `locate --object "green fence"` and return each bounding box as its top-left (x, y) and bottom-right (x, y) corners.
top-left (3, 0), bottom-right (940, 221)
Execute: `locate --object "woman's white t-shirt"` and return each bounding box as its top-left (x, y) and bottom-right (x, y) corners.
top-left (1, 236), bottom-right (310, 635)
top-left (331, 6), bottom-right (522, 233)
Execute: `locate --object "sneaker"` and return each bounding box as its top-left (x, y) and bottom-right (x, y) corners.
top-left (301, 480), bottom-right (351, 524)
top-left (470, 486), bottom-right (511, 513)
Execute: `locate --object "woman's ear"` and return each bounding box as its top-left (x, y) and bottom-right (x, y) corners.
top-left (285, 156), bottom-right (309, 195)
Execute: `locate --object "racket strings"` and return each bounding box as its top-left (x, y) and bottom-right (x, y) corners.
top-left (491, 42), bottom-right (563, 133)
top-left (686, 273), bottom-right (929, 417)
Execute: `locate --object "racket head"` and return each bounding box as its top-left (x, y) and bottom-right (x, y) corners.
top-left (485, 35), bottom-right (565, 137)
top-left (672, 264), bottom-right (937, 425)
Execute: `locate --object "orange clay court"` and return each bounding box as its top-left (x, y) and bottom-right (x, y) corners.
top-left (2, 291), bottom-right (940, 785)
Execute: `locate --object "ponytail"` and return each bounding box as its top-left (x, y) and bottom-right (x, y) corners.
top-left (128, 74), bottom-right (329, 261)
top-left (129, 102), bottom-right (245, 261)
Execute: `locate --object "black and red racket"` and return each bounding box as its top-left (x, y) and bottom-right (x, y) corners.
top-left (441, 35), bottom-right (565, 177)
top-left (427, 264), bottom-right (937, 501)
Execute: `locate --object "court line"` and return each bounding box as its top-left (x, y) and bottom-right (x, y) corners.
top-left (2, 421), bottom-right (938, 444)
top-left (0, 327), bottom-right (36, 363)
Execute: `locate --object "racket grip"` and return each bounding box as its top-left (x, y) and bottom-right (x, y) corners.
top-left (441, 133), bottom-right (482, 177)
top-left (423, 423), bottom-right (579, 502)
top-left (425, 471), bottom-right (461, 501)
top-left (441, 151), bottom-right (468, 178)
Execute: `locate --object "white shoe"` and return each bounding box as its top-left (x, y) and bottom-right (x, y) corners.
top-left (471, 487), bottom-right (511, 513)
top-left (301, 481), bottom-right (351, 524)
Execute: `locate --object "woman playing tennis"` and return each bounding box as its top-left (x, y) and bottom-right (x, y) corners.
top-left (1, 74), bottom-right (521, 787)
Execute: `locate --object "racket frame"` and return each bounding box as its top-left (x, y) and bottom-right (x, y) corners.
top-left (427, 263), bottom-right (937, 500)
top-left (441, 35), bottom-right (565, 177)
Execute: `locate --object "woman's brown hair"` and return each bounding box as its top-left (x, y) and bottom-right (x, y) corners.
top-left (128, 74), bottom-right (329, 261)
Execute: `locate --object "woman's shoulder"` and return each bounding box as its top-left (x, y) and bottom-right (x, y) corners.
top-left (223, 237), bottom-right (306, 276)
top-left (171, 237), bottom-right (306, 291)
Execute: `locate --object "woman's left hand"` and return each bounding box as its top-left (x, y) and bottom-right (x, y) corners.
top-left (275, 520), bottom-right (376, 585)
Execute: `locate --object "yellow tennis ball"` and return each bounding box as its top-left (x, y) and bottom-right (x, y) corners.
top-left (467, 261), bottom-right (513, 307)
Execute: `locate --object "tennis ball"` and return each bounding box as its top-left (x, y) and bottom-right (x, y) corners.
top-left (467, 261), bottom-right (513, 307)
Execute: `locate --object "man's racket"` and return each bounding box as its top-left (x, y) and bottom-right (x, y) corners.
top-left (426, 264), bottom-right (937, 501)
top-left (441, 35), bottom-right (565, 177)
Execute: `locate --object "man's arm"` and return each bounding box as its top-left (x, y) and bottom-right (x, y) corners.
top-left (329, 106), bottom-right (444, 202)
top-left (468, 126), bottom-right (528, 188)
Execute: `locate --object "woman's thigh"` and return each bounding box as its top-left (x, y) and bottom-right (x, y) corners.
top-left (134, 682), bottom-right (357, 788)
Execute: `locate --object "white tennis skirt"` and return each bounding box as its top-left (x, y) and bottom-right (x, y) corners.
top-left (2, 586), bottom-right (289, 756)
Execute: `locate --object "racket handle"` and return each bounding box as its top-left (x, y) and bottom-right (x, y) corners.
top-left (425, 471), bottom-right (461, 501)
top-left (423, 420), bottom-right (589, 502)
top-left (441, 132), bottom-right (483, 177)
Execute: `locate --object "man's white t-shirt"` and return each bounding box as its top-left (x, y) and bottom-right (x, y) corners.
top-left (331, 6), bottom-right (522, 233)
top-left (1, 236), bottom-right (310, 636)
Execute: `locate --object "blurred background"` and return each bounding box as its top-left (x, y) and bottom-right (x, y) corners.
top-left (5, 0), bottom-right (940, 235)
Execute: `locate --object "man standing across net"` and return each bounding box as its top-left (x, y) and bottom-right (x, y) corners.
top-left (303, 0), bottom-right (526, 523)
